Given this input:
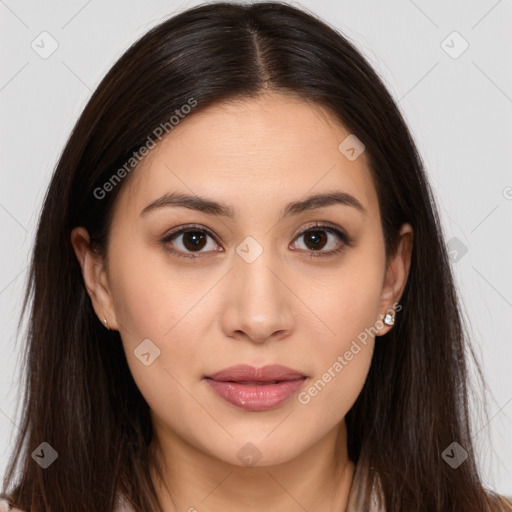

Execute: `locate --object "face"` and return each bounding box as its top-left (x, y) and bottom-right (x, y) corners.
top-left (72, 92), bottom-right (412, 468)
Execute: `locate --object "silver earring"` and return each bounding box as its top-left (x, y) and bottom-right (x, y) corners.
top-left (102, 317), bottom-right (110, 330)
top-left (383, 312), bottom-right (395, 326)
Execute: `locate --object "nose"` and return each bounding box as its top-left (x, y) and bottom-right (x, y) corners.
top-left (219, 248), bottom-right (296, 344)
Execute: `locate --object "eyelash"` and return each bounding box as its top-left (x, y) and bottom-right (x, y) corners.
top-left (159, 222), bottom-right (353, 261)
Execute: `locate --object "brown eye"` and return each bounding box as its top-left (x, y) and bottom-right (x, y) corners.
top-left (181, 231), bottom-right (208, 251)
top-left (160, 226), bottom-right (220, 259)
top-left (302, 230), bottom-right (329, 251)
top-left (291, 223), bottom-right (351, 257)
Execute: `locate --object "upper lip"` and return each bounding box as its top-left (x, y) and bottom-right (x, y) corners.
top-left (205, 364), bottom-right (306, 382)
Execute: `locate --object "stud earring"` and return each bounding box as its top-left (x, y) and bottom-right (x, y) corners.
top-left (383, 312), bottom-right (395, 326)
top-left (102, 317), bottom-right (110, 330)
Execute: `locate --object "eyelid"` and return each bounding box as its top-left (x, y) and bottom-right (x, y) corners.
top-left (293, 221), bottom-right (349, 241)
top-left (162, 223), bottom-right (218, 241)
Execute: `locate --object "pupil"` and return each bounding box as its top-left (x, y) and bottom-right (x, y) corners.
top-left (184, 232), bottom-right (206, 251)
top-left (306, 231), bottom-right (326, 250)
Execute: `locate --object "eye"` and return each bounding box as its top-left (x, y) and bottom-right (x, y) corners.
top-left (160, 222), bottom-right (352, 261)
top-left (290, 222), bottom-right (352, 258)
top-left (160, 225), bottom-right (221, 260)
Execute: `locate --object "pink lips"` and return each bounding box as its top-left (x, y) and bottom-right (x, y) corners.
top-left (204, 364), bottom-right (307, 412)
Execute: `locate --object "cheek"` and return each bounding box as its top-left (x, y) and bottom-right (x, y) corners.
top-left (109, 238), bottom-right (202, 345)
top-left (294, 341), bottom-right (373, 449)
top-left (294, 282), bottom-right (380, 431)
top-left (293, 244), bottom-right (384, 413)
top-left (300, 247), bottom-right (385, 345)
top-left (107, 248), bottom-right (195, 403)
top-left (110, 255), bottom-right (204, 427)
top-left (108, 243), bottom-right (215, 399)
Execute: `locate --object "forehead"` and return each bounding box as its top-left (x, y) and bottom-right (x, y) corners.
top-left (115, 92), bottom-right (378, 222)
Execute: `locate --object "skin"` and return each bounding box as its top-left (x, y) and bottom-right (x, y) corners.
top-left (71, 91), bottom-right (413, 512)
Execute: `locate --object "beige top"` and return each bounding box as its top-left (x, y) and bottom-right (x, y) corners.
top-left (0, 491), bottom-right (377, 511)
top-left (0, 488), bottom-right (379, 512)
top-left (0, 496), bottom-right (133, 512)
top-left (2, 494), bottom-right (511, 511)
top-left (0, 499), bottom-right (22, 512)
top-left (0, 460), bottom-right (381, 511)
top-left (1, 473), bottom-right (377, 512)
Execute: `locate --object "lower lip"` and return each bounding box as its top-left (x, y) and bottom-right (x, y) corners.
top-left (205, 378), bottom-right (306, 411)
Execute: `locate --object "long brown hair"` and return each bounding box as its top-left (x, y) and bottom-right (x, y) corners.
top-left (2, 2), bottom-right (510, 510)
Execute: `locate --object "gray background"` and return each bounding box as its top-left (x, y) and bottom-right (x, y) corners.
top-left (1, 0), bottom-right (511, 496)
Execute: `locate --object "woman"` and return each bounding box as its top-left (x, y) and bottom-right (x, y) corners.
top-left (1, 2), bottom-right (510, 511)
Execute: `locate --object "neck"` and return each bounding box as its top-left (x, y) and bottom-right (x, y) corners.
top-left (148, 419), bottom-right (355, 512)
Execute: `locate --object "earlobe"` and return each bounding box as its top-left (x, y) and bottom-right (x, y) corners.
top-left (70, 227), bottom-right (119, 331)
top-left (376, 223), bottom-right (413, 336)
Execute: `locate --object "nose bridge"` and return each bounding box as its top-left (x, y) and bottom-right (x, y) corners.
top-left (221, 234), bottom-right (295, 342)
top-left (233, 242), bottom-right (282, 311)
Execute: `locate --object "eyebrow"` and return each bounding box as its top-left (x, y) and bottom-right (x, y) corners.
top-left (140, 190), bottom-right (366, 220)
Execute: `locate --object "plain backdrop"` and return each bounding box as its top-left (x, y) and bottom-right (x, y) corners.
top-left (1, 0), bottom-right (511, 497)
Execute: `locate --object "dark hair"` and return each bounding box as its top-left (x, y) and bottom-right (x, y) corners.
top-left (2, 2), bottom-right (510, 511)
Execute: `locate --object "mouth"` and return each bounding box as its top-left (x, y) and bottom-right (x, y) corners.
top-left (219, 380), bottom-right (284, 385)
top-left (204, 364), bottom-right (307, 411)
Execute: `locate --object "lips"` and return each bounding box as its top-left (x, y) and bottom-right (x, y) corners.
top-left (204, 364), bottom-right (307, 411)
top-left (206, 364), bottom-right (306, 383)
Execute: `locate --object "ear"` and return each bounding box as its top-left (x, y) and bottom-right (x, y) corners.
top-left (70, 227), bottom-right (119, 331)
top-left (375, 223), bottom-right (413, 336)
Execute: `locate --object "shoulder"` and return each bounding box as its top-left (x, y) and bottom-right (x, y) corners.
top-left (494, 493), bottom-right (512, 510)
top-left (0, 498), bottom-right (25, 512)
